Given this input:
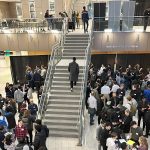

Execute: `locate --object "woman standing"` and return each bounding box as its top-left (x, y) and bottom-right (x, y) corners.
top-left (22, 110), bottom-right (35, 145)
top-left (138, 136), bottom-right (148, 150)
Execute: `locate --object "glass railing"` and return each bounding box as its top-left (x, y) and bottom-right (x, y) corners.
top-left (94, 16), bottom-right (150, 32)
top-left (0, 17), bottom-right (64, 33)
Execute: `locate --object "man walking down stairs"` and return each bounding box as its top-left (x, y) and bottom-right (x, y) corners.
top-left (68, 57), bottom-right (79, 92)
top-left (44, 34), bottom-right (89, 138)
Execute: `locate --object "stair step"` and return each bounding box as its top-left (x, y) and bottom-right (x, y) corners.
top-left (54, 69), bottom-right (84, 73)
top-left (44, 119), bottom-right (77, 126)
top-left (47, 125), bottom-right (78, 132)
top-left (47, 104), bottom-right (80, 109)
top-left (50, 94), bottom-right (80, 99)
top-left (49, 130), bottom-right (78, 138)
top-left (50, 90), bottom-right (81, 95)
top-left (63, 53), bottom-right (85, 56)
top-left (54, 73), bottom-right (84, 77)
top-left (62, 56), bottom-right (85, 59)
top-left (48, 99), bottom-right (80, 105)
top-left (64, 46), bottom-right (87, 49)
top-left (52, 81), bottom-right (82, 86)
top-left (55, 66), bottom-right (84, 69)
top-left (46, 109), bottom-right (79, 115)
top-left (53, 77), bottom-right (82, 82)
top-left (66, 34), bottom-right (89, 37)
top-left (63, 49), bottom-right (86, 52)
top-left (45, 114), bottom-right (79, 120)
top-left (65, 40), bottom-right (89, 43)
top-left (51, 86), bottom-right (81, 90)
top-left (64, 43), bottom-right (88, 47)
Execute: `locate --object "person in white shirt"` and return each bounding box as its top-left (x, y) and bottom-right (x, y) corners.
top-left (97, 64), bottom-right (105, 76)
top-left (106, 132), bottom-right (118, 150)
top-left (88, 91), bottom-right (97, 125)
top-left (14, 86), bottom-right (24, 113)
top-left (101, 83), bottom-right (111, 105)
top-left (40, 65), bottom-right (46, 80)
top-left (111, 81), bottom-right (120, 93)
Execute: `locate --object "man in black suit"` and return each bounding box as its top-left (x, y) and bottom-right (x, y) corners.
top-left (68, 57), bottom-right (79, 92)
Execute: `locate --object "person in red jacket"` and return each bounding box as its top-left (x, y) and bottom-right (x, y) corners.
top-left (15, 119), bottom-right (28, 142)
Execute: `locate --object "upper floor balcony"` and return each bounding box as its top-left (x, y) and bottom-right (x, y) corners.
top-left (0, 17), bottom-right (150, 53)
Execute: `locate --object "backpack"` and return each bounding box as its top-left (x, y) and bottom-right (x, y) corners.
top-left (15, 143), bottom-right (33, 150)
top-left (43, 125), bottom-right (49, 137)
top-left (22, 117), bottom-right (28, 129)
top-left (0, 116), bottom-right (7, 127)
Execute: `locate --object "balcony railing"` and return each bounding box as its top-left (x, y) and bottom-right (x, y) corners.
top-left (0, 18), bottom-right (64, 33)
top-left (94, 16), bottom-right (150, 32)
top-left (0, 16), bottom-right (150, 33)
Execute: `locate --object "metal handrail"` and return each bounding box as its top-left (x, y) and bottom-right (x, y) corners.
top-left (77, 19), bottom-right (94, 146)
top-left (38, 43), bottom-right (60, 118)
top-left (38, 18), bottom-right (67, 118)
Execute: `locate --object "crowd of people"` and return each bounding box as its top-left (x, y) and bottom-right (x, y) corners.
top-left (0, 65), bottom-right (49, 150)
top-left (44, 6), bottom-right (89, 33)
top-left (86, 63), bottom-right (150, 150)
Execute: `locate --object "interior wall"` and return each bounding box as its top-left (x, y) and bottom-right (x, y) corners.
top-left (91, 54), bottom-right (150, 73)
top-left (0, 2), bottom-right (10, 18)
top-left (8, 2), bottom-right (17, 18)
top-left (10, 55), bottom-right (49, 84)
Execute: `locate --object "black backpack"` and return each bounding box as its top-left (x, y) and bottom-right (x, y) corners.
top-left (15, 143), bottom-right (33, 150)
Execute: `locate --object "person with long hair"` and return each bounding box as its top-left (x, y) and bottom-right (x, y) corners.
top-left (22, 110), bottom-right (35, 145)
top-left (138, 136), bottom-right (148, 150)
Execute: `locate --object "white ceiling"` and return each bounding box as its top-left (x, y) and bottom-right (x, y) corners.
top-left (0, 0), bottom-right (21, 2)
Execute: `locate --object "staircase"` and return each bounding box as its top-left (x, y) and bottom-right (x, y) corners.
top-left (44, 33), bottom-right (89, 138)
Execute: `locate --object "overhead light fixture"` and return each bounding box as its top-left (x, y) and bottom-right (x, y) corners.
top-left (134, 29), bottom-right (143, 33)
top-left (104, 29), bottom-right (112, 33)
top-left (50, 30), bottom-right (60, 34)
top-left (26, 30), bottom-right (35, 33)
top-left (2, 30), bottom-right (11, 34)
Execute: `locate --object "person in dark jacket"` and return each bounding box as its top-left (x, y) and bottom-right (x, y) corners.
top-left (33, 71), bottom-right (42, 91)
top-left (97, 94), bottom-right (104, 125)
top-left (144, 103), bottom-right (150, 137)
top-left (15, 138), bottom-right (32, 150)
top-left (28, 100), bottom-right (38, 117)
top-left (68, 57), bottom-right (79, 92)
top-left (130, 121), bottom-right (143, 143)
top-left (0, 126), bottom-right (6, 150)
top-left (35, 119), bottom-right (49, 138)
top-left (120, 109), bottom-right (132, 133)
top-left (137, 97), bottom-right (148, 130)
top-left (44, 10), bottom-right (53, 30)
top-left (116, 84), bottom-right (125, 104)
top-left (99, 122), bottom-right (112, 150)
top-left (33, 124), bottom-right (47, 150)
top-left (82, 6), bottom-right (89, 33)
top-left (4, 107), bottom-right (16, 132)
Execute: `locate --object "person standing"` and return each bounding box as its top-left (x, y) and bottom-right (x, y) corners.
top-left (76, 11), bottom-right (80, 29)
top-left (14, 86), bottom-right (24, 113)
top-left (82, 6), bottom-right (89, 33)
top-left (130, 121), bottom-right (143, 144)
top-left (87, 91), bottom-right (97, 125)
top-left (28, 100), bottom-right (38, 118)
top-left (144, 103), bottom-right (150, 138)
top-left (44, 10), bottom-right (52, 30)
top-left (68, 57), bottom-right (79, 92)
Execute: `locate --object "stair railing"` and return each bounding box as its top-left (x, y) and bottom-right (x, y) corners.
top-left (77, 18), bottom-right (94, 146)
top-left (38, 18), bottom-right (67, 119)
